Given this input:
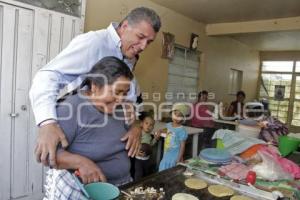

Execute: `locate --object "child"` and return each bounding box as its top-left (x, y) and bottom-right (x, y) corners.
top-left (158, 104), bottom-right (189, 171)
top-left (134, 115), bottom-right (160, 180)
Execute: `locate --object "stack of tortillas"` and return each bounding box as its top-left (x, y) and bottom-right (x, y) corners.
top-left (230, 195), bottom-right (254, 200)
top-left (172, 193), bottom-right (198, 200)
top-left (184, 178), bottom-right (207, 190)
top-left (208, 185), bottom-right (234, 197)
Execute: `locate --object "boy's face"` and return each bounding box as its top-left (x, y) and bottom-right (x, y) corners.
top-left (141, 117), bottom-right (155, 133)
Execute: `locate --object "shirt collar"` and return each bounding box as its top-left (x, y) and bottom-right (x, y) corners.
top-left (107, 22), bottom-right (122, 48)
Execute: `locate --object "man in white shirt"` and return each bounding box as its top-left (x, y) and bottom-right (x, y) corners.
top-left (29, 7), bottom-right (161, 168)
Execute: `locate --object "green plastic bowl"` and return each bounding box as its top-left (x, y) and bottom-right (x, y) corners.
top-left (84, 182), bottom-right (120, 200)
top-left (278, 136), bottom-right (300, 157)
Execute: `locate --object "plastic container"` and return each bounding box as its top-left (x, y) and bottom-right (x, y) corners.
top-left (199, 148), bottom-right (232, 164)
top-left (246, 171), bottom-right (256, 185)
top-left (216, 139), bottom-right (224, 149)
top-left (236, 124), bottom-right (261, 138)
top-left (278, 135), bottom-right (300, 157)
top-left (84, 182), bottom-right (120, 200)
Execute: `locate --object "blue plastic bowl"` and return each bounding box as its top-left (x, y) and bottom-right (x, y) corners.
top-left (199, 148), bottom-right (233, 164)
top-left (84, 182), bottom-right (120, 200)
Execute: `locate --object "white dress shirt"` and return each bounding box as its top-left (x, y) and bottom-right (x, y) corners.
top-left (29, 23), bottom-right (138, 125)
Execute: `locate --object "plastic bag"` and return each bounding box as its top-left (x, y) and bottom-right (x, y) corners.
top-left (252, 146), bottom-right (293, 181)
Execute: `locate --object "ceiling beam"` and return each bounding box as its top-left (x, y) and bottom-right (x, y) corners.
top-left (206, 16), bottom-right (300, 36)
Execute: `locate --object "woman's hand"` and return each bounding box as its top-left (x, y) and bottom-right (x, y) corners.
top-left (55, 150), bottom-right (107, 184)
top-left (77, 157), bottom-right (107, 184)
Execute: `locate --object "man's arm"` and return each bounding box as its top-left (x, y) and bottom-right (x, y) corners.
top-left (120, 102), bottom-right (143, 157)
top-left (30, 32), bottom-right (101, 125)
top-left (30, 32), bottom-right (100, 167)
top-left (30, 70), bottom-right (70, 167)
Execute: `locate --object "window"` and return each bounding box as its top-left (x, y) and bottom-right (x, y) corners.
top-left (259, 59), bottom-right (300, 128)
top-left (228, 69), bottom-right (243, 95)
top-left (262, 61), bottom-right (293, 72)
top-left (295, 61), bottom-right (300, 72)
top-left (259, 61), bottom-right (293, 124)
top-left (15, 0), bottom-right (82, 17)
top-left (167, 46), bottom-right (200, 103)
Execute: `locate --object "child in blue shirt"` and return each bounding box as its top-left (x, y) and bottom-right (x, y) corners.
top-left (158, 104), bottom-right (189, 171)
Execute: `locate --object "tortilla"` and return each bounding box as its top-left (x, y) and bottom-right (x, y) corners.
top-left (172, 193), bottom-right (199, 200)
top-left (183, 170), bottom-right (194, 176)
top-left (230, 195), bottom-right (254, 200)
top-left (208, 185), bottom-right (234, 197)
top-left (184, 178), bottom-right (207, 189)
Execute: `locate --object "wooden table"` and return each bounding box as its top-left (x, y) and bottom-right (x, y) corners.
top-left (153, 121), bottom-right (203, 166)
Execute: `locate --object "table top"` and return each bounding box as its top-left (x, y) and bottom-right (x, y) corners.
top-left (213, 119), bottom-right (238, 126)
top-left (119, 164), bottom-right (274, 200)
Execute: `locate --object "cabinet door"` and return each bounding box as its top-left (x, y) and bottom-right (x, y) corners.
top-left (0, 3), bottom-right (35, 199)
top-left (0, 1), bottom-right (84, 199)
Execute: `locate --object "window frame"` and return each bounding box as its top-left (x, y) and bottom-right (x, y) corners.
top-left (166, 45), bottom-right (200, 103)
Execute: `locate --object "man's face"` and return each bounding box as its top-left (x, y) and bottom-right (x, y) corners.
top-left (237, 94), bottom-right (245, 103)
top-left (201, 94), bottom-right (208, 102)
top-left (118, 20), bottom-right (156, 59)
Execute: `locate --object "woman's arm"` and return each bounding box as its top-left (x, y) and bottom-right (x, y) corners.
top-left (177, 141), bottom-right (186, 163)
top-left (56, 150), bottom-right (107, 184)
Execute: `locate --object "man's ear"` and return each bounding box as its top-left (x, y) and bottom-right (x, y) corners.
top-left (119, 20), bottom-right (129, 32)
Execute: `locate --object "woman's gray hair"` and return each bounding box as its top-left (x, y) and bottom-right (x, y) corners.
top-left (121, 7), bottom-right (161, 32)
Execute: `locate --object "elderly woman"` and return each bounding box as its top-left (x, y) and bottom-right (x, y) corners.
top-left (44, 56), bottom-right (133, 200)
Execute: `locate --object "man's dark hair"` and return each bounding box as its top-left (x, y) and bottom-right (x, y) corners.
top-left (121, 7), bottom-right (161, 32)
top-left (236, 90), bottom-right (246, 98)
top-left (82, 56), bottom-right (133, 88)
top-left (198, 90), bottom-right (208, 100)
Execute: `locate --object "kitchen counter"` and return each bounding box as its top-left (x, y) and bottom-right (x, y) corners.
top-left (119, 165), bottom-right (275, 200)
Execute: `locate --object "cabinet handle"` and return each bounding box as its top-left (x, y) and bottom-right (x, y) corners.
top-left (9, 113), bottom-right (19, 117)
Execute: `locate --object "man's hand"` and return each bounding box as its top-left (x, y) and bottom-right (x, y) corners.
top-left (121, 125), bottom-right (142, 157)
top-left (123, 103), bottom-right (136, 125)
top-left (35, 122), bottom-right (68, 167)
